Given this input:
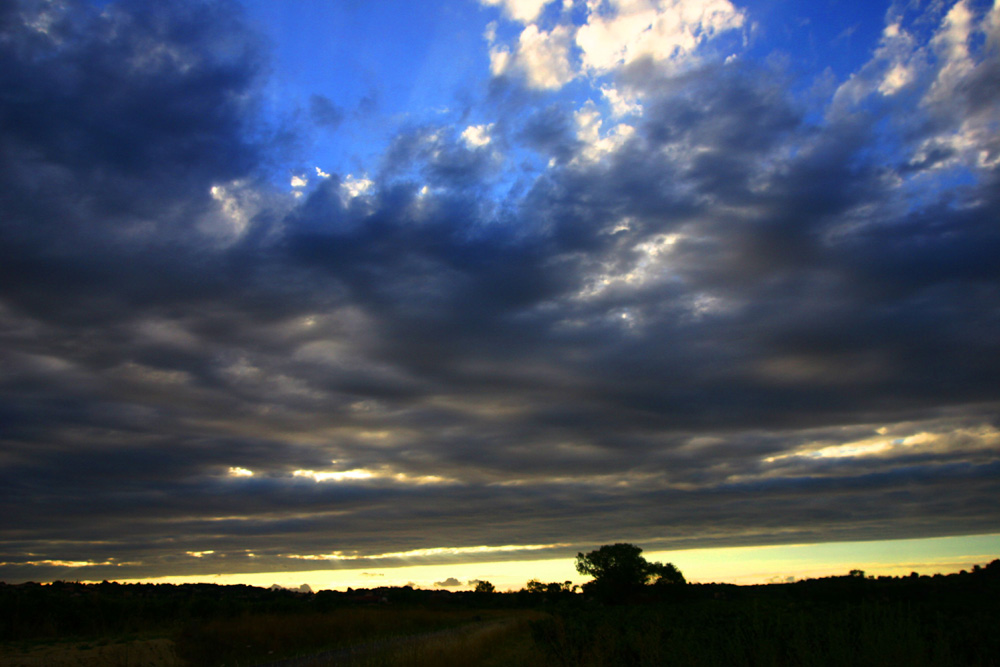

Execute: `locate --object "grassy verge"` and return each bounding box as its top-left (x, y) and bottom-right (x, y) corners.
top-left (172, 607), bottom-right (538, 666)
top-left (345, 611), bottom-right (549, 667)
top-left (0, 633), bottom-right (181, 667)
top-left (530, 597), bottom-right (999, 667)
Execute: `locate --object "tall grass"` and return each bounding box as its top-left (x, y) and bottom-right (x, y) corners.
top-left (530, 598), bottom-right (995, 666)
top-left (173, 607), bottom-right (534, 666)
top-left (355, 612), bottom-right (548, 667)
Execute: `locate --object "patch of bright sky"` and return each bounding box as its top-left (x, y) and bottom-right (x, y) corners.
top-left (118, 534), bottom-right (999, 591)
top-left (240, 0), bottom-right (491, 179)
top-left (235, 0), bottom-right (906, 195)
top-left (738, 0), bottom-right (889, 76)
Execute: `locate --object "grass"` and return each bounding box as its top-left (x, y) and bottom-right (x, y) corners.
top-left (172, 607), bottom-right (540, 666)
top-left (4, 570), bottom-right (997, 665)
top-left (6, 596), bottom-right (991, 667)
top-left (347, 611), bottom-right (549, 667)
top-left (0, 633), bottom-right (182, 667)
top-left (529, 597), bottom-right (998, 667)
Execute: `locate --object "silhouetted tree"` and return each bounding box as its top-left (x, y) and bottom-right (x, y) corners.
top-left (524, 580), bottom-right (577, 595)
top-left (576, 543), bottom-right (684, 602)
top-left (524, 579), bottom-right (547, 594)
top-left (648, 560), bottom-right (686, 585)
top-left (473, 580), bottom-right (495, 594)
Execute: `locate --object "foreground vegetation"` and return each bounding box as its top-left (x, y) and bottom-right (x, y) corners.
top-left (2, 558), bottom-right (998, 666)
top-left (532, 569), bottom-right (1000, 666)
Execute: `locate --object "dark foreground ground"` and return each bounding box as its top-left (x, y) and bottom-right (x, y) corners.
top-left (2, 561), bottom-right (998, 666)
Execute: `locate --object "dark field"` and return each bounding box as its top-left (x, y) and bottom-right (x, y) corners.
top-left (2, 561), bottom-right (998, 666)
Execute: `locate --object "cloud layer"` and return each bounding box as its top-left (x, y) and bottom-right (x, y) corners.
top-left (1, 0), bottom-right (998, 583)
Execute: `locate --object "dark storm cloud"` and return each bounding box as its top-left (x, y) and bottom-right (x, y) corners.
top-left (0, 0), bottom-right (270, 329)
top-left (0, 0), bottom-right (264, 226)
top-left (1, 0), bottom-right (998, 583)
top-left (518, 103), bottom-right (579, 163)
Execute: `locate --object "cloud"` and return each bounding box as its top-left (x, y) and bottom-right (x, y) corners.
top-left (310, 94), bottom-right (346, 129)
top-left (270, 583), bottom-right (313, 593)
top-left (0, 0), bottom-right (998, 584)
top-left (481, 0), bottom-right (551, 24)
top-left (486, 0), bottom-right (745, 91)
top-left (434, 577), bottom-right (463, 588)
top-left (576, 0), bottom-right (745, 74)
top-left (461, 123), bottom-right (495, 149)
top-left (0, 0), bottom-right (265, 242)
top-left (491, 24), bottom-right (574, 90)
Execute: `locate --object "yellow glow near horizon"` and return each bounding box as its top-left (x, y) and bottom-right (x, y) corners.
top-left (109, 534), bottom-right (1000, 592)
top-left (117, 556), bottom-right (585, 593)
top-left (646, 533), bottom-right (1000, 584)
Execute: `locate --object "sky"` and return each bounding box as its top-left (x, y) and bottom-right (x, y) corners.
top-left (1, 0), bottom-right (998, 590)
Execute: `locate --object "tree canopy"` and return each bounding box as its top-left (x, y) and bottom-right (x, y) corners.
top-left (575, 543), bottom-right (685, 601)
top-left (473, 580), bottom-right (496, 594)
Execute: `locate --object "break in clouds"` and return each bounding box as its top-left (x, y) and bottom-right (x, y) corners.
top-left (1, 0), bottom-right (999, 582)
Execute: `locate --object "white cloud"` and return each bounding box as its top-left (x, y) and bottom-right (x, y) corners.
top-left (763, 424), bottom-right (1000, 464)
top-left (832, 0), bottom-right (999, 175)
top-left (484, 0), bottom-right (743, 90)
top-left (926, 0), bottom-right (976, 105)
top-left (601, 84), bottom-right (642, 117)
top-left (18, 559), bottom-right (120, 568)
top-left (865, 20), bottom-right (921, 97)
top-left (576, 0), bottom-right (745, 74)
top-left (293, 468), bottom-right (375, 482)
top-left (290, 174), bottom-right (308, 188)
top-left (489, 44), bottom-right (512, 77)
top-left (573, 103), bottom-right (636, 163)
top-left (481, 0), bottom-right (551, 24)
top-left (484, 20), bottom-right (498, 43)
top-left (202, 180), bottom-right (258, 242)
top-left (461, 123), bottom-right (494, 148)
top-left (292, 465), bottom-right (456, 485)
top-left (515, 24), bottom-right (575, 89)
top-left (878, 62), bottom-right (914, 95)
top-left (831, 15), bottom-right (921, 109)
top-left (921, 2), bottom-right (1000, 170)
top-left (989, 0), bottom-right (1000, 50)
top-left (341, 173), bottom-right (374, 203)
top-left (578, 230), bottom-right (681, 298)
